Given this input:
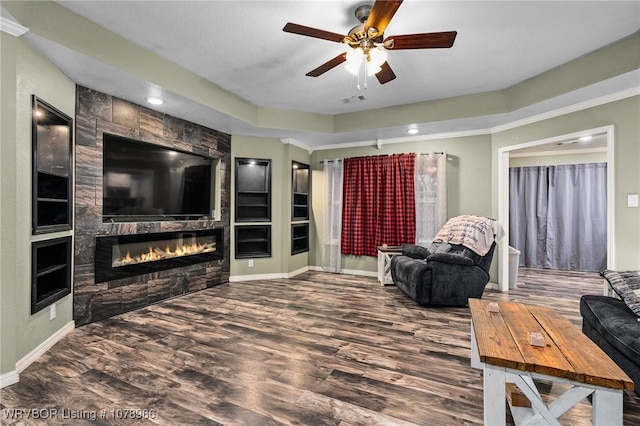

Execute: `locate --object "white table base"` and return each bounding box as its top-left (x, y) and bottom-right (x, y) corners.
top-left (470, 322), bottom-right (624, 425)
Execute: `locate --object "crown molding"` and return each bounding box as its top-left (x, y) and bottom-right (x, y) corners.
top-left (380, 129), bottom-right (491, 146)
top-left (491, 86), bottom-right (640, 134)
top-left (281, 138), bottom-right (314, 154)
top-left (0, 16), bottom-right (29, 37)
top-left (314, 129), bottom-right (492, 151)
top-left (317, 85), bottom-right (639, 150)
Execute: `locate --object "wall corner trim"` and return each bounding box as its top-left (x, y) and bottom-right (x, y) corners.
top-left (15, 321), bottom-right (75, 374)
top-left (0, 16), bottom-right (29, 37)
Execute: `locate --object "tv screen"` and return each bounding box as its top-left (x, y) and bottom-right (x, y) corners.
top-left (103, 134), bottom-right (213, 221)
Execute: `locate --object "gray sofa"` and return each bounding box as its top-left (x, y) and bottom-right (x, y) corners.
top-left (390, 241), bottom-right (496, 306)
top-left (580, 270), bottom-right (640, 394)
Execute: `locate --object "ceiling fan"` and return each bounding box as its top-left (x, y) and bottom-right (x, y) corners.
top-left (283, 0), bottom-right (457, 85)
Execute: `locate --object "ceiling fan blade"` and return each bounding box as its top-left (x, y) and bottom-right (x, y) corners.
top-left (306, 53), bottom-right (347, 77)
top-left (365, 0), bottom-right (404, 37)
top-left (376, 62), bottom-right (396, 84)
top-left (283, 23), bottom-right (345, 43)
top-left (385, 31), bottom-right (457, 50)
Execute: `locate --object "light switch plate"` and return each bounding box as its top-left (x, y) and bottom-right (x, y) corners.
top-left (628, 194), bottom-right (639, 208)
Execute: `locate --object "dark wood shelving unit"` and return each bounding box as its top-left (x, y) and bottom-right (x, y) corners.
top-left (234, 158), bottom-right (272, 259)
top-left (291, 223), bottom-right (309, 255)
top-left (32, 96), bottom-right (73, 234)
top-left (31, 236), bottom-right (72, 314)
top-left (291, 161), bottom-right (309, 255)
top-left (235, 158), bottom-right (271, 222)
top-left (235, 225), bottom-right (271, 259)
top-left (292, 161), bottom-right (309, 221)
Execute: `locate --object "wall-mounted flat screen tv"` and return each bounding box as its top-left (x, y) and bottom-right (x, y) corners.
top-left (103, 134), bottom-right (214, 221)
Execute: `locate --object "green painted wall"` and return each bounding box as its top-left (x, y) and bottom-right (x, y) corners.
top-left (492, 96), bottom-right (640, 271)
top-left (309, 135), bottom-right (493, 274)
top-left (0, 33), bottom-right (75, 375)
top-left (285, 144), bottom-right (312, 275)
top-left (230, 136), bottom-right (311, 277)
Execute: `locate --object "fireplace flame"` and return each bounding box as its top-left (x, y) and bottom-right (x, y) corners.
top-left (113, 242), bottom-right (216, 267)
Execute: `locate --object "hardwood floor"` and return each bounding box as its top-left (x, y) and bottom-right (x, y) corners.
top-left (1, 268), bottom-right (639, 425)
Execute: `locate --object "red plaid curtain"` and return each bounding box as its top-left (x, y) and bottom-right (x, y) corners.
top-left (341, 153), bottom-right (416, 256)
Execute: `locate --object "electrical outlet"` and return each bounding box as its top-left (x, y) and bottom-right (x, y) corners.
top-left (49, 303), bottom-right (56, 320)
top-left (248, 259), bottom-right (254, 268)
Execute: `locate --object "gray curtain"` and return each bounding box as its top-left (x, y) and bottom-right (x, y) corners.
top-left (510, 166), bottom-right (548, 268)
top-left (509, 163), bottom-right (607, 272)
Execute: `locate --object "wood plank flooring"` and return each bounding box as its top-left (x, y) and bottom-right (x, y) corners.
top-left (1, 268), bottom-right (639, 425)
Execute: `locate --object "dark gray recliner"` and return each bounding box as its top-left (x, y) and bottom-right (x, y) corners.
top-left (390, 241), bottom-right (496, 306)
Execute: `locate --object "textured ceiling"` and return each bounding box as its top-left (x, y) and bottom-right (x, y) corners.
top-left (5, 1), bottom-right (639, 148)
top-left (55, 0), bottom-right (639, 115)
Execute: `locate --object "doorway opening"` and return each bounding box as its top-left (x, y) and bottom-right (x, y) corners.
top-left (497, 125), bottom-right (615, 292)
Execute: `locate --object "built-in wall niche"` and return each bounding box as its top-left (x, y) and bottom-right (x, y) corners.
top-left (235, 225), bottom-right (271, 259)
top-left (292, 161), bottom-right (309, 220)
top-left (32, 96), bottom-right (73, 234)
top-left (291, 223), bottom-right (309, 255)
top-left (31, 236), bottom-right (72, 314)
top-left (235, 158), bottom-right (271, 222)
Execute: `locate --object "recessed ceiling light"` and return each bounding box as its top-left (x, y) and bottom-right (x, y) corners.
top-left (408, 127), bottom-right (419, 135)
top-left (146, 97), bottom-right (164, 105)
top-left (579, 136), bottom-right (593, 142)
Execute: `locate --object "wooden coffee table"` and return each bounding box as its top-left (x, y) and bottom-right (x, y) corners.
top-left (469, 299), bottom-right (634, 425)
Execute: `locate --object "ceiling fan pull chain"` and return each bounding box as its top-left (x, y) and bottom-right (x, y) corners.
top-left (363, 60), bottom-right (368, 90)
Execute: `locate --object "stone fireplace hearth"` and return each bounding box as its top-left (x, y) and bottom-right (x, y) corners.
top-left (74, 86), bottom-right (231, 326)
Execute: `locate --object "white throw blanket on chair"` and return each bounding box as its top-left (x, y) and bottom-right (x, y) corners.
top-left (432, 215), bottom-right (505, 256)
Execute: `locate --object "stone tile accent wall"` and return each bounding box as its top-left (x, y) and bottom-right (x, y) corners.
top-left (74, 86), bottom-right (231, 326)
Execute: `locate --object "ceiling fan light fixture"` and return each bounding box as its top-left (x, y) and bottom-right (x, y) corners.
top-left (345, 62), bottom-right (361, 75)
top-left (368, 47), bottom-right (388, 68)
top-left (346, 47), bottom-right (364, 65)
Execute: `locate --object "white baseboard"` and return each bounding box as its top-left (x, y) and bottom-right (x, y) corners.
top-left (0, 370), bottom-right (19, 389)
top-left (308, 265), bottom-right (377, 278)
top-left (230, 266), bottom-right (380, 282)
top-left (229, 267), bottom-right (309, 282)
top-left (1, 320), bottom-right (75, 389)
top-left (229, 272), bottom-right (286, 282)
top-left (286, 266), bottom-right (309, 278)
top-left (15, 321), bottom-right (75, 374)
top-left (486, 282), bottom-right (499, 291)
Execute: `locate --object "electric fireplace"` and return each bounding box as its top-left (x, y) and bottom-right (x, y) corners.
top-left (95, 229), bottom-right (223, 283)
